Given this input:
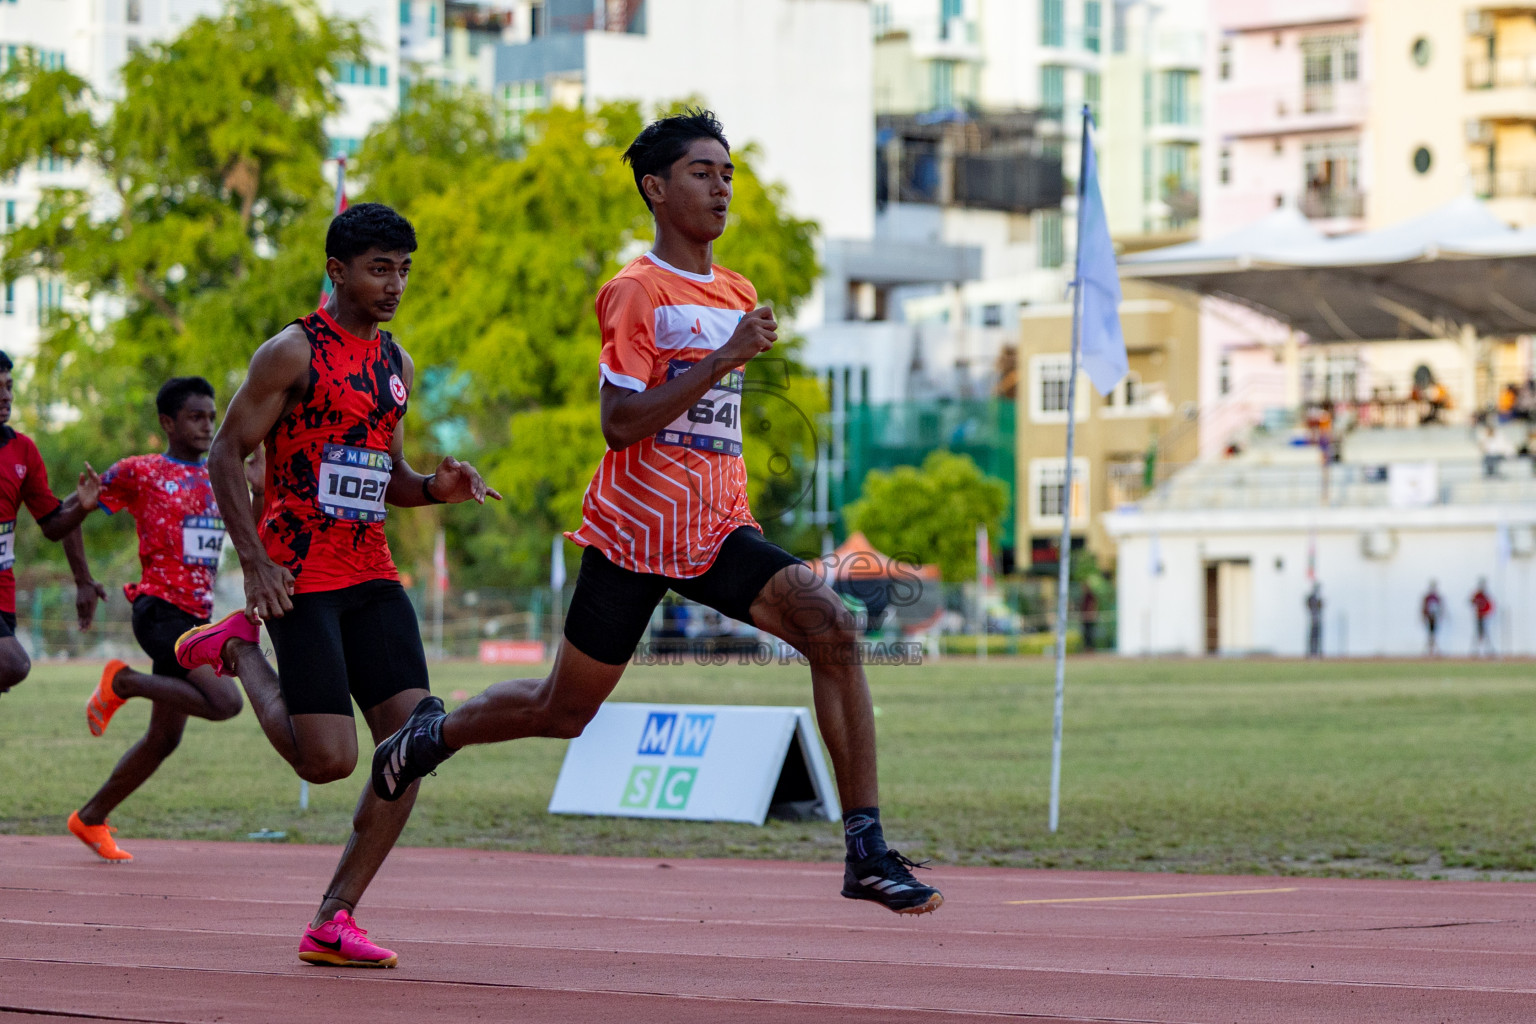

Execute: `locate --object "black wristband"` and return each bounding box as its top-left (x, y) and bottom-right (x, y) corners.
top-left (422, 473), bottom-right (446, 504)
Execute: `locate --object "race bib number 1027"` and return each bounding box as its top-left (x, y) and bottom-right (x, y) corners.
top-left (318, 444), bottom-right (391, 523)
top-left (0, 520), bottom-right (14, 572)
top-left (655, 359), bottom-right (744, 457)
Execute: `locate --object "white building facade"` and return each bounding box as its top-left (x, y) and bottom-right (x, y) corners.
top-left (1107, 433), bottom-right (1536, 657)
top-left (0, 0), bottom-right (401, 357)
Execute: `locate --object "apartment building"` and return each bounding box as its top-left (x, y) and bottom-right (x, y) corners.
top-left (1192, 0), bottom-right (1530, 457)
top-left (0, 0), bottom-right (400, 356)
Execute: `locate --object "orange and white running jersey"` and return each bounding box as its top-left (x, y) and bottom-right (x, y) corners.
top-left (568, 252), bottom-right (761, 578)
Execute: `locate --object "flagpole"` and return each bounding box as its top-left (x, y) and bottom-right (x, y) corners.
top-left (1049, 106), bottom-right (1092, 834)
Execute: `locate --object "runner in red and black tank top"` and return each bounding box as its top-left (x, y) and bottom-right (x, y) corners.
top-left (261, 306), bottom-right (407, 593)
top-left (175, 203), bottom-right (500, 967)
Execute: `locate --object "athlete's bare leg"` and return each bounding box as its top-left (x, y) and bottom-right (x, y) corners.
top-left (746, 562), bottom-right (878, 811)
top-left (109, 664), bottom-right (242, 720)
top-left (439, 565), bottom-right (878, 814)
top-left (310, 687), bottom-right (428, 928)
top-left (220, 636), bottom-right (363, 783)
top-left (440, 641), bottom-right (626, 749)
top-left (0, 636), bottom-right (31, 693)
top-left (221, 637), bottom-right (301, 768)
top-left (77, 701), bottom-right (190, 825)
top-left (77, 666), bottom-right (241, 825)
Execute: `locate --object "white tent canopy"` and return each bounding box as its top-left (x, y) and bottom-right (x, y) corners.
top-left (1120, 196), bottom-right (1536, 340)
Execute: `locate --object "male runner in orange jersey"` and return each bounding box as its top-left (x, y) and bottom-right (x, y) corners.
top-left (174, 203), bottom-right (500, 966)
top-left (373, 110), bottom-right (941, 915)
top-left (0, 349), bottom-right (106, 695)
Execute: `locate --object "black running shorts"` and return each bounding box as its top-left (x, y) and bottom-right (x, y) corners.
top-left (265, 579), bottom-right (430, 717)
top-left (0, 611), bottom-right (15, 639)
top-left (563, 527), bottom-right (803, 666)
top-left (132, 595), bottom-right (207, 680)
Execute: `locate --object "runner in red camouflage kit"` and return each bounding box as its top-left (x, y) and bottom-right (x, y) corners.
top-left (49, 377), bottom-right (264, 862)
top-left (174, 203), bottom-right (500, 967)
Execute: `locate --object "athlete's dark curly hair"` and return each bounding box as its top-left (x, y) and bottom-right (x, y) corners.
top-left (623, 108), bottom-right (731, 212)
top-left (156, 376), bottom-right (214, 418)
top-left (325, 203), bottom-right (417, 262)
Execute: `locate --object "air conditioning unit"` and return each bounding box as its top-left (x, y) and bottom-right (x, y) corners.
top-left (1466, 119), bottom-right (1494, 145)
top-left (1360, 528), bottom-right (1397, 560)
top-left (1466, 10), bottom-right (1494, 37)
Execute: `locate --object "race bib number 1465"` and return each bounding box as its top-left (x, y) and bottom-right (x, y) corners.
top-left (182, 515), bottom-right (225, 567)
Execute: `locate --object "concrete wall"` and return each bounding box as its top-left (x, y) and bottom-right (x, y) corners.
top-left (1109, 506), bottom-right (1536, 657)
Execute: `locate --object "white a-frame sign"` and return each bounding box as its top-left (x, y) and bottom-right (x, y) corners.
top-left (548, 703), bottom-right (841, 825)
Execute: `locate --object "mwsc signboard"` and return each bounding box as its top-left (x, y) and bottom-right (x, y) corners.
top-left (548, 703), bottom-right (841, 825)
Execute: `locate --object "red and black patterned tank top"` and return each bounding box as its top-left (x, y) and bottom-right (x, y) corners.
top-left (260, 306), bottom-right (409, 594)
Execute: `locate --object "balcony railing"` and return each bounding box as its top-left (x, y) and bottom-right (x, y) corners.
top-left (1467, 54), bottom-right (1536, 90)
top-left (1473, 165), bottom-right (1536, 199)
top-left (1155, 104), bottom-right (1202, 128)
top-left (1302, 83), bottom-right (1335, 114)
top-left (1300, 187), bottom-right (1364, 219)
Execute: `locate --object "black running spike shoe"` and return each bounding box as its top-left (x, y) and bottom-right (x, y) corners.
top-left (842, 849), bottom-right (944, 915)
top-left (371, 695), bottom-right (451, 801)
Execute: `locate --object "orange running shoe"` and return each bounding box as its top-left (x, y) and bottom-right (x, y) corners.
top-left (67, 810), bottom-right (133, 862)
top-left (87, 660), bottom-right (130, 737)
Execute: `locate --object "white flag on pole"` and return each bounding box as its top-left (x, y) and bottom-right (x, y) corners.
top-left (1075, 113), bottom-right (1129, 396)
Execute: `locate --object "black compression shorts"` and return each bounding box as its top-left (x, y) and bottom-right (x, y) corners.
top-left (0, 611), bottom-right (15, 639)
top-left (132, 595), bottom-right (207, 680)
top-left (562, 527), bottom-right (803, 666)
top-left (265, 578), bottom-right (430, 717)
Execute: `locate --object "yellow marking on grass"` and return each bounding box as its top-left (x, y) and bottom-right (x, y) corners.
top-left (1007, 886), bottom-right (1299, 905)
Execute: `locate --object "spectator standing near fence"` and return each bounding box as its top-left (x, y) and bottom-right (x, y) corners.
top-left (1471, 580), bottom-right (1495, 658)
top-left (1305, 583), bottom-right (1324, 658)
top-left (1421, 581), bottom-right (1442, 656)
top-left (1080, 585), bottom-right (1099, 652)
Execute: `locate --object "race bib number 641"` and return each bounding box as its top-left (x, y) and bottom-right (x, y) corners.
top-left (655, 359), bottom-right (744, 457)
top-left (318, 444), bottom-right (392, 523)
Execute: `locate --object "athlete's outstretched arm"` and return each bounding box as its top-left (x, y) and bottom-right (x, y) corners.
top-left (36, 463), bottom-right (102, 541)
top-left (383, 347), bottom-right (502, 507)
top-left (600, 306), bottom-right (777, 450)
top-left (208, 327), bottom-right (310, 622)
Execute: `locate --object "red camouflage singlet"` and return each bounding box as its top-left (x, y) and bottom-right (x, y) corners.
top-left (260, 307), bottom-right (408, 594)
top-left (98, 454), bottom-right (222, 619)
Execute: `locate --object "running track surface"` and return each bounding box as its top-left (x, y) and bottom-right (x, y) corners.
top-left (3, 835), bottom-right (1535, 1022)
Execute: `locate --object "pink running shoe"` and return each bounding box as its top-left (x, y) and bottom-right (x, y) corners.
top-left (298, 910), bottom-right (398, 968)
top-left (174, 610), bottom-right (258, 677)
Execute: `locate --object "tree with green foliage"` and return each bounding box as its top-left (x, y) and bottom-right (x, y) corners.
top-left (842, 451), bottom-right (1008, 582)
top-left (0, 0), bottom-right (364, 461)
top-left (0, 0), bottom-right (363, 575)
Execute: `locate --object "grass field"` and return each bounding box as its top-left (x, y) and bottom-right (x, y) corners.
top-left (5, 656), bottom-right (1536, 879)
